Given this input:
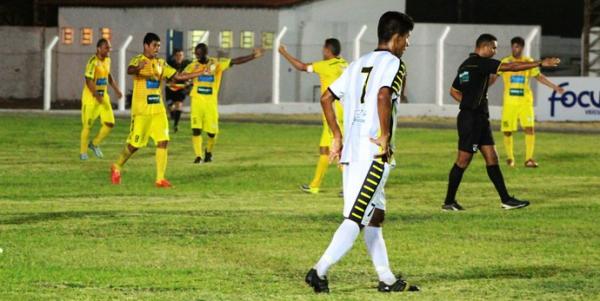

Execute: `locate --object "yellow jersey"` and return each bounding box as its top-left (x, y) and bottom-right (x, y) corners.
top-left (82, 55), bottom-right (110, 102)
top-left (499, 55), bottom-right (540, 104)
top-left (184, 57), bottom-right (232, 102)
top-left (129, 54), bottom-right (177, 116)
top-left (309, 57), bottom-right (348, 94)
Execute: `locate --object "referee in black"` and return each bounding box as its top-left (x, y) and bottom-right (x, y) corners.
top-left (166, 48), bottom-right (191, 133)
top-left (442, 33), bottom-right (560, 211)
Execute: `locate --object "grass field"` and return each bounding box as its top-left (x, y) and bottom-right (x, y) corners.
top-left (1, 113), bottom-right (599, 300)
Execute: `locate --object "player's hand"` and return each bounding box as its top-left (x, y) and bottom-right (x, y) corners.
top-left (94, 94), bottom-right (103, 104)
top-left (278, 45), bottom-right (287, 54)
top-left (253, 48), bottom-right (265, 59)
top-left (329, 137), bottom-right (343, 164)
top-left (541, 57), bottom-right (560, 67)
top-left (137, 60), bottom-right (148, 70)
top-left (370, 134), bottom-right (391, 162)
top-left (554, 86), bottom-right (565, 94)
top-left (115, 90), bottom-right (123, 100)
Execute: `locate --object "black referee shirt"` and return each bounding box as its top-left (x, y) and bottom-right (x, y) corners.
top-left (451, 53), bottom-right (501, 113)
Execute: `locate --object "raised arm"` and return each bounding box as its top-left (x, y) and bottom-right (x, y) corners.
top-left (320, 89), bottom-right (342, 162)
top-left (535, 73), bottom-right (565, 94)
top-left (230, 48), bottom-right (264, 66)
top-left (498, 57), bottom-right (560, 72)
top-left (108, 73), bottom-right (123, 100)
top-left (278, 45), bottom-right (309, 71)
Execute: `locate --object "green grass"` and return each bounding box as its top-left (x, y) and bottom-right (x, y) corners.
top-left (1, 113), bottom-right (599, 300)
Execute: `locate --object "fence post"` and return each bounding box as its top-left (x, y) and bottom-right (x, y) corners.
top-left (436, 26), bottom-right (451, 106)
top-left (354, 25), bottom-right (367, 61)
top-left (43, 36), bottom-right (59, 111)
top-left (272, 26), bottom-right (288, 105)
top-left (118, 35), bottom-right (133, 112)
top-left (525, 27), bottom-right (539, 58)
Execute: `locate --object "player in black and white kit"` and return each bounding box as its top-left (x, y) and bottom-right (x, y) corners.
top-left (304, 11), bottom-right (419, 294)
top-left (442, 33), bottom-right (560, 211)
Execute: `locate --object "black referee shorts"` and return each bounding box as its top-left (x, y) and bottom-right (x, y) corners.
top-left (457, 110), bottom-right (495, 153)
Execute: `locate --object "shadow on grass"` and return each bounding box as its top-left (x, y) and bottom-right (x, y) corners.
top-left (0, 211), bottom-right (121, 225)
top-left (425, 265), bottom-right (587, 282)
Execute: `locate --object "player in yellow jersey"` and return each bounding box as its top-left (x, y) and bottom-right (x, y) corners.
top-left (110, 33), bottom-right (205, 187)
top-left (184, 43), bottom-right (264, 163)
top-left (498, 37), bottom-right (564, 168)
top-left (278, 38), bottom-right (348, 194)
top-left (80, 38), bottom-right (122, 161)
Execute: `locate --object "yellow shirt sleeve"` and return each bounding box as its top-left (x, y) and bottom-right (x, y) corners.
top-left (219, 58), bottom-right (232, 72)
top-left (183, 61), bottom-right (196, 73)
top-left (311, 60), bottom-right (326, 74)
top-left (527, 57), bottom-right (541, 77)
top-left (129, 55), bottom-right (141, 67)
top-left (161, 60), bottom-right (177, 80)
top-left (84, 56), bottom-right (96, 80)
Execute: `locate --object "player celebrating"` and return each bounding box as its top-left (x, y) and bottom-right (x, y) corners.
top-left (305, 11), bottom-right (419, 294)
top-left (279, 39), bottom-right (348, 194)
top-left (166, 48), bottom-right (191, 133)
top-left (79, 38), bottom-right (122, 160)
top-left (499, 36), bottom-right (565, 168)
top-left (442, 34), bottom-right (560, 211)
top-left (110, 33), bottom-right (204, 187)
top-left (185, 43), bottom-right (264, 163)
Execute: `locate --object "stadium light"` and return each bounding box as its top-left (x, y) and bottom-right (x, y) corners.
top-left (525, 27), bottom-right (539, 58)
top-left (272, 26), bottom-right (287, 105)
top-left (43, 35), bottom-right (59, 111)
top-left (436, 26), bottom-right (451, 106)
top-left (118, 35), bottom-right (133, 112)
top-left (354, 25), bottom-right (367, 61)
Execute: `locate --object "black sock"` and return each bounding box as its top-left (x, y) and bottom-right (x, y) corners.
top-left (173, 110), bottom-right (182, 127)
top-left (486, 165), bottom-right (510, 202)
top-left (170, 109), bottom-right (175, 120)
top-left (444, 164), bottom-right (465, 204)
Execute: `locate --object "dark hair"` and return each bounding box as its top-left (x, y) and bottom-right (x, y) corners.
top-left (96, 38), bottom-right (109, 48)
top-left (511, 36), bottom-right (525, 47)
top-left (173, 48), bottom-right (183, 54)
top-left (143, 32), bottom-right (160, 45)
top-left (377, 11), bottom-right (414, 43)
top-left (476, 33), bottom-right (497, 48)
top-left (195, 43), bottom-right (207, 51)
top-left (324, 38), bottom-right (341, 56)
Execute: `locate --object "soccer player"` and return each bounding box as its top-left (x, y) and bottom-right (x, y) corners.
top-left (184, 43), bottom-right (264, 163)
top-left (499, 36), bottom-right (565, 168)
top-left (278, 39), bottom-right (348, 194)
top-left (110, 33), bottom-right (204, 187)
top-left (442, 34), bottom-right (560, 211)
top-left (165, 48), bottom-right (191, 133)
top-left (79, 38), bottom-right (122, 160)
top-left (305, 11), bottom-right (419, 293)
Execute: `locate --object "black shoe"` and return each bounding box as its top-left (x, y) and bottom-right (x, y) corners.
top-left (501, 196), bottom-right (530, 210)
top-left (378, 277), bottom-right (420, 292)
top-left (173, 126), bottom-right (178, 133)
top-left (442, 201), bottom-right (465, 211)
top-left (204, 151), bottom-right (212, 163)
top-left (193, 156), bottom-right (203, 164)
top-left (305, 268), bottom-right (329, 293)
top-left (338, 190), bottom-right (344, 198)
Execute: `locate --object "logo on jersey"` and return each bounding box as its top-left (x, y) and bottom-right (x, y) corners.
top-left (198, 75), bottom-right (215, 83)
top-left (198, 87), bottom-right (213, 95)
top-left (548, 82), bottom-right (600, 117)
top-left (146, 80), bottom-right (160, 89)
top-left (510, 75), bottom-right (525, 84)
top-left (96, 78), bottom-right (108, 86)
top-left (509, 88), bottom-right (525, 96)
top-left (147, 94), bottom-right (160, 104)
top-left (459, 71), bottom-right (470, 84)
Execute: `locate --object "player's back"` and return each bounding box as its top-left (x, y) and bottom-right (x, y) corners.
top-left (329, 50), bottom-right (404, 163)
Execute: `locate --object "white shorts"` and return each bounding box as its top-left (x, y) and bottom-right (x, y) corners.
top-left (343, 160), bottom-right (392, 226)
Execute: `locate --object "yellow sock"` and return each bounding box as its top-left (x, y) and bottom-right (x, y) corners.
top-left (115, 147), bottom-right (133, 170)
top-left (80, 127), bottom-right (90, 154)
top-left (207, 135), bottom-right (217, 153)
top-left (309, 155), bottom-right (329, 189)
top-left (92, 125), bottom-right (112, 146)
top-left (525, 134), bottom-right (535, 160)
top-left (503, 135), bottom-right (514, 160)
top-left (192, 135), bottom-right (203, 157)
top-left (156, 147), bottom-right (168, 181)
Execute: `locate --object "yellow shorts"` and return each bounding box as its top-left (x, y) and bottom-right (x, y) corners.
top-left (190, 97), bottom-right (219, 134)
top-left (126, 113), bottom-right (170, 148)
top-left (81, 95), bottom-right (114, 128)
top-left (501, 102), bottom-right (534, 132)
top-left (319, 101), bottom-right (344, 147)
